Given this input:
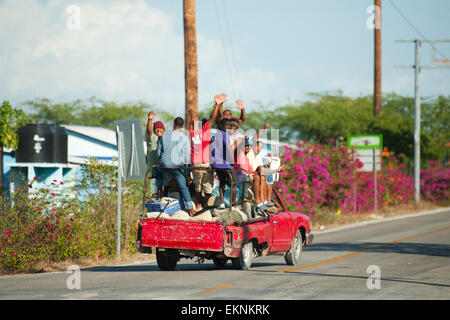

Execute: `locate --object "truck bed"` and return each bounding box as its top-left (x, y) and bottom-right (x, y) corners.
top-left (140, 218), bottom-right (226, 252)
top-left (140, 216), bottom-right (271, 256)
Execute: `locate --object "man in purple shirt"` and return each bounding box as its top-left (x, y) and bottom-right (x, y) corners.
top-left (211, 118), bottom-right (236, 208)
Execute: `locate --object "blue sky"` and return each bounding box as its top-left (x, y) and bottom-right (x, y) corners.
top-left (1, 0), bottom-right (449, 115)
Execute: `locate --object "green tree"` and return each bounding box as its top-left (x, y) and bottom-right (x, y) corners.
top-left (421, 95), bottom-right (450, 163)
top-left (0, 101), bottom-right (28, 189)
top-left (23, 97), bottom-right (152, 130)
top-left (240, 92), bottom-right (449, 166)
top-left (23, 96), bottom-right (179, 132)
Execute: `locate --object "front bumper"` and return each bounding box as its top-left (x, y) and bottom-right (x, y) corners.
top-left (305, 232), bottom-right (314, 245)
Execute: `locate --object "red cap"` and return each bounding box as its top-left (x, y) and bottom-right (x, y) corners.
top-left (154, 121), bottom-right (165, 130)
top-left (230, 117), bottom-right (239, 127)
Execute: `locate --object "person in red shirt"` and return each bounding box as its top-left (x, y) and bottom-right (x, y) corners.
top-left (189, 93), bottom-right (225, 211)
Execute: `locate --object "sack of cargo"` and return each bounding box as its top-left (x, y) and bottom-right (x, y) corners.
top-left (145, 197), bottom-right (181, 215)
top-left (168, 210), bottom-right (190, 220)
top-left (145, 211), bottom-right (170, 219)
top-left (190, 210), bottom-right (213, 222)
top-left (212, 207), bottom-right (248, 224)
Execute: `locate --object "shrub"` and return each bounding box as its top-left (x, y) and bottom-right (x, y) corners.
top-left (276, 140), bottom-right (363, 216)
top-left (276, 141), bottom-right (420, 217)
top-left (0, 179), bottom-right (96, 273)
top-left (0, 157), bottom-right (142, 274)
top-left (420, 161), bottom-right (450, 205)
top-left (75, 157), bottom-right (142, 255)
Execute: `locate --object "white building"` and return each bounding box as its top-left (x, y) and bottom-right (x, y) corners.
top-left (62, 125), bottom-right (118, 165)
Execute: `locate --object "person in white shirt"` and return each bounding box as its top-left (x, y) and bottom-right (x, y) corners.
top-left (262, 153), bottom-right (281, 207)
top-left (246, 122), bottom-right (270, 209)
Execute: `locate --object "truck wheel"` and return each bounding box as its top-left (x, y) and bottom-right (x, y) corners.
top-left (284, 230), bottom-right (303, 266)
top-left (156, 249), bottom-right (178, 271)
top-left (213, 256), bottom-right (228, 267)
top-left (232, 241), bottom-right (253, 270)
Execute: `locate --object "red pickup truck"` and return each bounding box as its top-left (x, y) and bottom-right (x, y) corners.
top-left (136, 189), bottom-right (313, 271)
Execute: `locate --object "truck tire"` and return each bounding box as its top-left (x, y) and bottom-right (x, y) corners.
top-left (213, 256), bottom-right (228, 267)
top-left (284, 230), bottom-right (303, 266)
top-left (232, 241), bottom-right (253, 270)
top-left (156, 249), bottom-right (178, 271)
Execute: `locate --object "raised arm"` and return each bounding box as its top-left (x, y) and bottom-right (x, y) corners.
top-left (252, 122), bottom-right (270, 143)
top-left (208, 93), bottom-right (227, 128)
top-left (236, 99), bottom-right (246, 126)
top-left (146, 111), bottom-right (155, 137)
top-left (215, 99), bottom-right (225, 127)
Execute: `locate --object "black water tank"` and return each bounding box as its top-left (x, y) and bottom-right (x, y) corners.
top-left (16, 124), bottom-right (54, 163)
top-left (51, 125), bottom-right (68, 163)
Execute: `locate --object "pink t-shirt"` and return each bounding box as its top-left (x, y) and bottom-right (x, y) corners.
top-left (189, 121), bottom-right (211, 165)
top-left (235, 149), bottom-right (253, 175)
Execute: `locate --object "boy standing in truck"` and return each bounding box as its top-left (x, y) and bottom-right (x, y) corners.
top-left (189, 93), bottom-right (226, 211)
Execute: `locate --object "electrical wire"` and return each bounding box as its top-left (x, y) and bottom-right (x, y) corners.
top-left (221, 0), bottom-right (243, 99)
top-left (158, 0), bottom-right (174, 110)
top-left (214, 0), bottom-right (237, 100)
top-left (387, 0), bottom-right (449, 60)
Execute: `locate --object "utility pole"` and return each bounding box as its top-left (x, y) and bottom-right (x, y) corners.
top-left (413, 39), bottom-right (421, 203)
top-left (394, 39), bottom-right (450, 202)
top-left (183, 0), bottom-right (198, 128)
top-left (373, 0), bottom-right (382, 117)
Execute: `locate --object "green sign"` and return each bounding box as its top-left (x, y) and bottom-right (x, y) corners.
top-left (347, 134), bottom-right (383, 150)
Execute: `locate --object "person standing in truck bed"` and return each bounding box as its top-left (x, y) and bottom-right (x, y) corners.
top-left (156, 117), bottom-right (195, 217)
top-left (146, 111), bottom-right (165, 195)
top-left (188, 93), bottom-right (225, 211)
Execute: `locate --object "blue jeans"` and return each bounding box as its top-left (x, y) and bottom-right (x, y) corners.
top-left (154, 167), bottom-right (193, 210)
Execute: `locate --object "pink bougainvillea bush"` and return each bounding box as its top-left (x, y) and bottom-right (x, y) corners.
top-left (275, 140), bottom-right (423, 217)
top-left (420, 160), bottom-right (450, 205)
top-left (355, 156), bottom-right (414, 212)
top-left (276, 140), bottom-right (362, 216)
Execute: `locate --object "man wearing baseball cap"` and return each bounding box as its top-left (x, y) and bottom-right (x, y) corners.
top-left (146, 111), bottom-right (165, 194)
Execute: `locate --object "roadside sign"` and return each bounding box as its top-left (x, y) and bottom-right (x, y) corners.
top-left (114, 119), bottom-right (147, 182)
top-left (348, 134), bottom-right (382, 215)
top-left (353, 149), bottom-right (381, 171)
top-left (114, 118), bottom-right (147, 258)
top-left (348, 135), bottom-right (382, 171)
top-left (347, 134), bottom-right (382, 150)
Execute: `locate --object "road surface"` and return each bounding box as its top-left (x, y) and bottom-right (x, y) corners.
top-left (1, 208), bottom-right (449, 300)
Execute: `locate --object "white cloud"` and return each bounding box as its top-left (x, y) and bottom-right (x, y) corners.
top-left (0, 0), bottom-right (296, 116)
top-left (0, 0), bottom-right (184, 111)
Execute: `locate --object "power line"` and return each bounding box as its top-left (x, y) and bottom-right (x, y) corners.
top-left (387, 0), bottom-right (449, 60)
top-left (214, 0), bottom-right (237, 99)
top-left (221, 0), bottom-right (242, 99)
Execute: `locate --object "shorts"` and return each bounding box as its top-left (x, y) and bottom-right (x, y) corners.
top-left (266, 173), bottom-right (274, 185)
top-left (192, 163), bottom-right (213, 194)
top-left (215, 168), bottom-right (233, 187)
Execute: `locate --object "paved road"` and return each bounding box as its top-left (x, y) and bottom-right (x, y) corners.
top-left (1, 209), bottom-right (449, 300)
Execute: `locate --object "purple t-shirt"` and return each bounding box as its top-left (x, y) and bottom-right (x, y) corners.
top-left (211, 130), bottom-right (234, 169)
